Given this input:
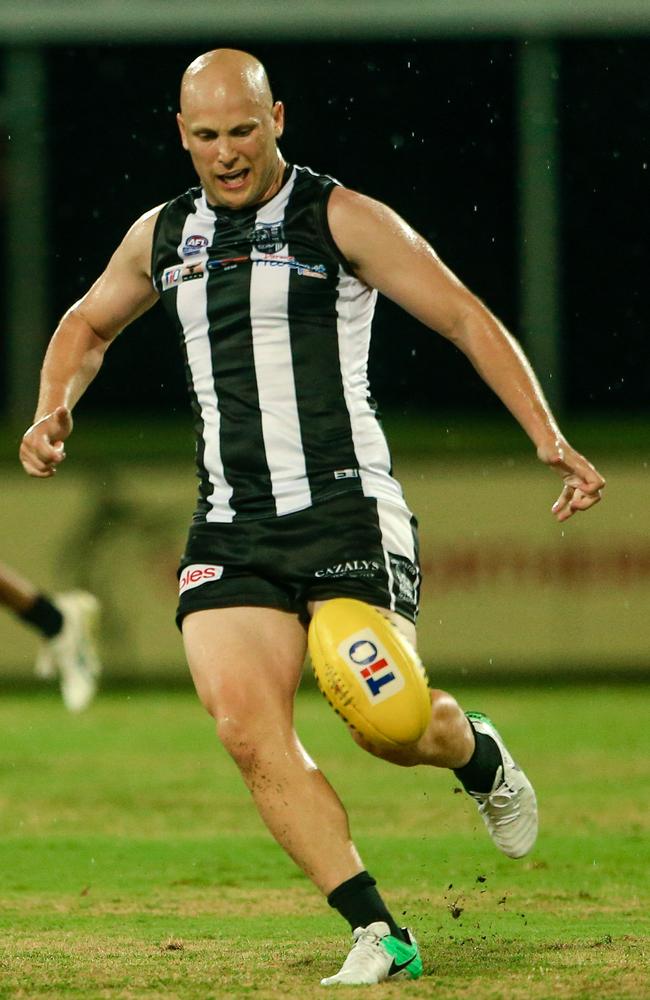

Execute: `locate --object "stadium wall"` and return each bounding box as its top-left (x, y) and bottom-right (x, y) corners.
top-left (0, 457), bottom-right (647, 683)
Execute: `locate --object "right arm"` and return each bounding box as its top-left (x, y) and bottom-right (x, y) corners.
top-left (20, 206), bottom-right (162, 477)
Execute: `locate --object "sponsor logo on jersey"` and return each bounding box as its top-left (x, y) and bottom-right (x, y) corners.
top-left (182, 234), bottom-right (209, 256)
top-left (162, 261), bottom-right (205, 290)
top-left (254, 254), bottom-right (327, 279)
top-left (334, 468), bottom-right (359, 480)
top-left (314, 559), bottom-right (382, 579)
top-left (206, 255), bottom-right (249, 273)
top-left (179, 563), bottom-right (224, 594)
top-left (339, 630), bottom-right (405, 702)
top-left (165, 251), bottom-right (327, 282)
top-left (251, 221), bottom-right (286, 254)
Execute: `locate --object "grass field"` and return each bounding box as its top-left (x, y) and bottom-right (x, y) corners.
top-left (1, 684), bottom-right (649, 999)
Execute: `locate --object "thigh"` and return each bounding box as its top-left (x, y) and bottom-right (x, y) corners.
top-left (182, 605), bottom-right (308, 721)
top-left (175, 522), bottom-right (296, 629)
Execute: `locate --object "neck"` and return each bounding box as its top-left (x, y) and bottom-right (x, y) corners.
top-left (263, 154), bottom-right (287, 201)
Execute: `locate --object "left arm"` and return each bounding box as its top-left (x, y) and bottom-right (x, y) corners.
top-left (328, 187), bottom-right (605, 522)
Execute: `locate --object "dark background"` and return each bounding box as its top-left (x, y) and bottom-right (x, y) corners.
top-left (1, 39), bottom-right (648, 419)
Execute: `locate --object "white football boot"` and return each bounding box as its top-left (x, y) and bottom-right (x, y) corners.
top-left (35, 591), bottom-right (102, 712)
top-left (321, 921), bottom-right (422, 986)
top-left (465, 711), bottom-right (538, 859)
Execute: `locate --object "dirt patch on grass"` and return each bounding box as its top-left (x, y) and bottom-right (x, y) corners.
top-left (0, 884), bottom-right (322, 921)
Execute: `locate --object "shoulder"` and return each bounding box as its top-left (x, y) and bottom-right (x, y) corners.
top-left (107, 203), bottom-right (167, 280)
top-left (327, 186), bottom-right (422, 272)
top-left (122, 186), bottom-right (200, 261)
top-left (329, 185), bottom-right (384, 221)
top-left (126, 203), bottom-right (166, 245)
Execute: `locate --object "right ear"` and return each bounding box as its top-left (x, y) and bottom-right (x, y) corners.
top-left (176, 113), bottom-right (189, 151)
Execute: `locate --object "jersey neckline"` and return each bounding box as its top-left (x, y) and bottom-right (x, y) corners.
top-left (202, 162), bottom-right (295, 219)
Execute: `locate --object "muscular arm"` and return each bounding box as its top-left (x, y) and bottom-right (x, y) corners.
top-left (328, 187), bottom-right (605, 521)
top-left (20, 207), bottom-right (162, 477)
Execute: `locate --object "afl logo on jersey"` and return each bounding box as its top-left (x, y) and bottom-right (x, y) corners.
top-left (183, 234), bottom-right (209, 256)
top-left (251, 221), bottom-right (286, 254)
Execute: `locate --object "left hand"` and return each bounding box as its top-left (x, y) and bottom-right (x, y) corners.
top-left (537, 440), bottom-right (606, 522)
top-left (20, 405), bottom-right (74, 478)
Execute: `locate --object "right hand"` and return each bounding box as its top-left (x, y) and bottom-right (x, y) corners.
top-left (537, 438), bottom-right (606, 522)
top-left (20, 405), bottom-right (74, 478)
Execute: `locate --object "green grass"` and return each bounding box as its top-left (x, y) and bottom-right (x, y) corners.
top-left (1, 686), bottom-right (649, 998)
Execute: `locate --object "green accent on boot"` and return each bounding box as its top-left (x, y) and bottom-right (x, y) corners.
top-left (381, 933), bottom-right (423, 979)
top-left (465, 710), bottom-right (493, 726)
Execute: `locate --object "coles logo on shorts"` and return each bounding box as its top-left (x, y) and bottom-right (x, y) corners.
top-left (179, 563), bottom-right (224, 595)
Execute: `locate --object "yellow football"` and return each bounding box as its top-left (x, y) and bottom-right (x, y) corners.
top-left (308, 598), bottom-right (431, 748)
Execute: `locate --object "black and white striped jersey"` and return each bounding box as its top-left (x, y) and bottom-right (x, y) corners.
top-left (151, 163), bottom-right (409, 523)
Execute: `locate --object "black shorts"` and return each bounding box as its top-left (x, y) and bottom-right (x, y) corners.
top-left (176, 492), bottom-right (420, 629)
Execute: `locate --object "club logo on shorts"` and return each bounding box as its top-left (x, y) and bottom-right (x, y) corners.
top-left (179, 563), bottom-right (224, 595)
top-left (339, 629), bottom-right (405, 704)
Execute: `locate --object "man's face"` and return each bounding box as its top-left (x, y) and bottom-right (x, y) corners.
top-left (177, 92), bottom-right (285, 210)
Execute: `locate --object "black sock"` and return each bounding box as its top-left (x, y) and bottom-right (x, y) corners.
top-left (454, 722), bottom-right (503, 793)
top-left (327, 871), bottom-right (407, 942)
top-left (19, 595), bottom-right (64, 639)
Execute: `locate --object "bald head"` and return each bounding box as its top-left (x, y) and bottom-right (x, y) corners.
top-left (180, 49), bottom-right (273, 116)
top-left (176, 48), bottom-right (286, 210)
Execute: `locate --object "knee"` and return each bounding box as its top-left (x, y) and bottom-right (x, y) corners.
top-left (351, 689), bottom-right (472, 768)
top-left (191, 679), bottom-right (262, 768)
top-left (424, 689), bottom-right (473, 765)
top-left (215, 712), bottom-right (264, 772)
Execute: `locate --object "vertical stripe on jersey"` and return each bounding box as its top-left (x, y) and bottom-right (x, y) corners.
top-left (176, 201), bottom-right (235, 522)
top-left (249, 178), bottom-right (312, 515)
top-left (285, 185), bottom-right (359, 498)
top-left (205, 206), bottom-right (274, 520)
top-left (375, 498), bottom-right (420, 612)
top-left (334, 270), bottom-right (399, 501)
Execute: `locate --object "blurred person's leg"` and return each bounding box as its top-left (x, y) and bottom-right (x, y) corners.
top-left (0, 560), bottom-right (63, 634)
top-left (0, 560), bottom-right (101, 711)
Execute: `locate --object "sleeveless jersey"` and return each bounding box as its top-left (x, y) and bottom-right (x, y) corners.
top-left (151, 164), bottom-right (408, 523)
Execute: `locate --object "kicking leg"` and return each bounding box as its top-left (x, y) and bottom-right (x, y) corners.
top-left (309, 598), bottom-right (537, 859)
top-left (309, 597), bottom-right (474, 768)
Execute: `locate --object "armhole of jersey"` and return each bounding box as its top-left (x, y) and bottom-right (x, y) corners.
top-left (318, 183), bottom-right (357, 277)
top-left (150, 203), bottom-right (169, 292)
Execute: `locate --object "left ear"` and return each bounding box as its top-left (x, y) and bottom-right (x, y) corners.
top-left (272, 101), bottom-right (285, 139)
